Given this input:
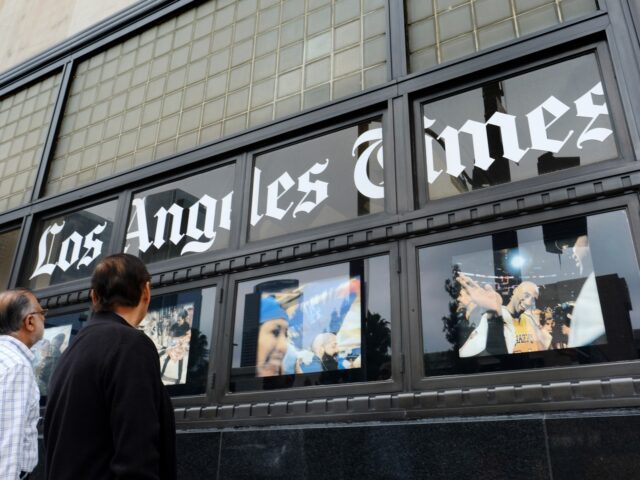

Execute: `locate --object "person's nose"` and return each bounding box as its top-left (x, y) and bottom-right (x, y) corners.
top-left (277, 333), bottom-right (288, 352)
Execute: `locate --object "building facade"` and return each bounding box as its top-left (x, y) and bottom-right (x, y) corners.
top-left (1, 0), bottom-right (640, 478)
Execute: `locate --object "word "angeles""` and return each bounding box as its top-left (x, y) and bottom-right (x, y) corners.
top-left (125, 192), bottom-right (233, 256)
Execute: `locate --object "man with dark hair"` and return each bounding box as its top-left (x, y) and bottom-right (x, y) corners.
top-left (44, 253), bottom-right (176, 480)
top-left (0, 288), bottom-right (46, 479)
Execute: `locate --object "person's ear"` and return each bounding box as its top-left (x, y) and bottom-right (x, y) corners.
top-left (90, 289), bottom-right (98, 306)
top-left (23, 313), bottom-right (36, 333)
top-left (141, 281), bottom-right (151, 305)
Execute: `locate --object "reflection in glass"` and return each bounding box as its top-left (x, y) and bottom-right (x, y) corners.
top-left (421, 54), bottom-right (617, 201)
top-left (139, 287), bottom-right (215, 396)
top-left (21, 201), bottom-right (118, 290)
top-left (0, 228), bottom-right (20, 288)
top-left (419, 211), bottom-right (640, 376)
top-left (33, 310), bottom-right (88, 400)
top-left (125, 165), bottom-right (235, 264)
top-left (230, 256), bottom-right (392, 392)
top-left (249, 120), bottom-right (384, 241)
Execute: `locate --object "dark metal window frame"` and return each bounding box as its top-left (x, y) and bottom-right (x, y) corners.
top-left (30, 276), bottom-right (224, 409)
top-left (117, 156), bottom-right (242, 273)
top-left (213, 242), bottom-right (402, 405)
top-left (237, 106), bottom-right (396, 250)
top-left (12, 193), bottom-right (126, 297)
top-left (404, 193), bottom-right (640, 392)
top-left (145, 276), bottom-right (225, 408)
top-left (410, 39), bottom-right (633, 211)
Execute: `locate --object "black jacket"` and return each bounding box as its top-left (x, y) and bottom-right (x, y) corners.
top-left (44, 311), bottom-right (177, 480)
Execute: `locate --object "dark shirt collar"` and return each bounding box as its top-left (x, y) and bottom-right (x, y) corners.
top-left (87, 310), bottom-right (134, 329)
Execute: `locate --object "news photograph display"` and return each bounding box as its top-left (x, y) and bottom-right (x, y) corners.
top-left (32, 325), bottom-right (72, 396)
top-left (139, 286), bottom-right (216, 394)
top-left (419, 210), bottom-right (640, 376)
top-left (33, 310), bottom-right (88, 399)
top-left (230, 256), bottom-right (393, 392)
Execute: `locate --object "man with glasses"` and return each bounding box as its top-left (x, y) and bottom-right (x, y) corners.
top-left (0, 288), bottom-right (47, 480)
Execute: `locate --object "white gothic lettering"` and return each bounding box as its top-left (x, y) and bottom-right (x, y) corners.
top-left (250, 127), bottom-right (385, 227)
top-left (30, 222), bottom-right (108, 279)
top-left (352, 128), bottom-right (384, 199)
top-left (125, 192), bottom-right (233, 256)
top-left (30, 127), bottom-right (385, 280)
top-left (250, 159), bottom-right (330, 226)
top-left (424, 82), bottom-right (613, 184)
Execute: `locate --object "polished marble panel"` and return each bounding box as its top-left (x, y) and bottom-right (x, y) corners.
top-left (218, 418), bottom-right (549, 480)
top-left (546, 414), bottom-right (640, 480)
top-left (177, 431), bottom-right (221, 480)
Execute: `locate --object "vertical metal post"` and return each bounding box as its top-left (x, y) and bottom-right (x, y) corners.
top-left (30, 60), bottom-right (74, 202)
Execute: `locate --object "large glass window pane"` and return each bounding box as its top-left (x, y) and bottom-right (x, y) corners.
top-left (139, 286), bottom-right (216, 396)
top-left (33, 310), bottom-right (88, 400)
top-left (406, 0), bottom-right (599, 72)
top-left (249, 119), bottom-right (384, 241)
top-left (230, 255), bottom-right (392, 392)
top-left (47, 0), bottom-right (388, 196)
top-left (124, 164), bottom-right (235, 264)
top-left (419, 210), bottom-right (640, 376)
top-left (420, 54), bottom-right (616, 201)
top-left (0, 73), bottom-right (61, 212)
top-left (21, 200), bottom-right (118, 290)
top-left (0, 228), bottom-right (20, 288)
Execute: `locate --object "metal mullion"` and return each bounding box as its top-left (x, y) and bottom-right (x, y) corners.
top-left (210, 273), bottom-right (230, 405)
top-left (236, 151), bottom-right (253, 250)
top-left (30, 61), bottom-right (74, 203)
top-left (229, 153), bottom-right (248, 252)
top-left (382, 96), bottom-right (399, 216)
top-left (7, 214), bottom-right (34, 289)
top-left (602, 0), bottom-right (640, 160)
top-left (108, 189), bottom-right (134, 256)
top-left (387, 0), bottom-right (408, 80)
top-left (391, 94), bottom-right (413, 214)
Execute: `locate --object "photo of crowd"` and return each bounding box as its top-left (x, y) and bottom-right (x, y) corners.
top-left (32, 325), bottom-right (72, 396)
top-left (139, 302), bottom-right (194, 385)
top-left (244, 274), bottom-right (363, 378)
top-left (435, 217), bottom-right (608, 359)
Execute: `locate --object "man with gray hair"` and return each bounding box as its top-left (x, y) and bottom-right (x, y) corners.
top-left (0, 288), bottom-right (47, 479)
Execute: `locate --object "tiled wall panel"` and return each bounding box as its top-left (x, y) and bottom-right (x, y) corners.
top-left (0, 74), bottom-right (61, 211)
top-left (47, 0), bottom-right (388, 195)
top-left (406, 0), bottom-right (598, 72)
